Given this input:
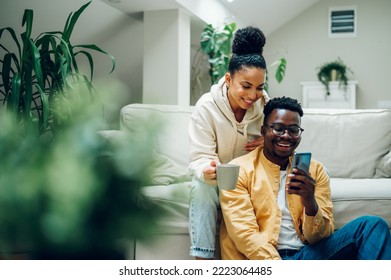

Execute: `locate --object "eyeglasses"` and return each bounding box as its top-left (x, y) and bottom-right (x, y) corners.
top-left (267, 123), bottom-right (304, 138)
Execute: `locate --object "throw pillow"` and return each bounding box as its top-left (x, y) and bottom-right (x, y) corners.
top-left (149, 153), bottom-right (191, 185)
top-left (374, 150), bottom-right (391, 178)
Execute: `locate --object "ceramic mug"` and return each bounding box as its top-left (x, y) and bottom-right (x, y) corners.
top-left (216, 163), bottom-right (240, 190)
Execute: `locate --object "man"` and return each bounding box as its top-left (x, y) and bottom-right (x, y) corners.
top-left (219, 96), bottom-right (391, 260)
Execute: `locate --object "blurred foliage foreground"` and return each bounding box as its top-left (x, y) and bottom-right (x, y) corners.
top-left (0, 85), bottom-right (165, 259)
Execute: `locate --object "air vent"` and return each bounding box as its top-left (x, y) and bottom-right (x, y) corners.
top-left (329, 6), bottom-right (357, 38)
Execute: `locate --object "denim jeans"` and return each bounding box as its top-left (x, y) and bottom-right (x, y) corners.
top-left (281, 215), bottom-right (391, 260)
top-left (189, 177), bottom-right (219, 258)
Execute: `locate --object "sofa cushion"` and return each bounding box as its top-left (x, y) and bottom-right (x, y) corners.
top-left (298, 109), bottom-right (391, 178)
top-left (330, 178), bottom-right (391, 229)
top-left (120, 104), bottom-right (193, 168)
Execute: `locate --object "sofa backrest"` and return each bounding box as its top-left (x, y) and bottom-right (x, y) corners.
top-left (298, 108), bottom-right (391, 178)
top-left (120, 104), bottom-right (194, 168)
top-left (120, 104), bottom-right (391, 179)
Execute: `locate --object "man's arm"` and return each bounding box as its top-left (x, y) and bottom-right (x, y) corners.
top-left (287, 162), bottom-right (334, 244)
top-left (219, 169), bottom-right (281, 260)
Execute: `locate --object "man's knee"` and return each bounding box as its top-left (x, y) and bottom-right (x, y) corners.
top-left (356, 215), bottom-right (389, 231)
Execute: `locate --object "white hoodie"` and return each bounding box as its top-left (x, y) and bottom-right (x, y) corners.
top-left (188, 77), bottom-right (269, 183)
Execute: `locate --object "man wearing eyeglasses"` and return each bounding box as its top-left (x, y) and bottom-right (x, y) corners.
top-left (219, 96), bottom-right (391, 260)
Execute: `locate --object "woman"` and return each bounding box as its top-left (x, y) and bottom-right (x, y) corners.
top-left (188, 26), bottom-right (270, 259)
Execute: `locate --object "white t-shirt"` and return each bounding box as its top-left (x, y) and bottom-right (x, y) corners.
top-left (277, 171), bottom-right (305, 250)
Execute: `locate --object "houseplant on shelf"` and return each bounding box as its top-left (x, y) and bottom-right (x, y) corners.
top-left (317, 57), bottom-right (353, 95)
top-left (0, 1), bottom-right (115, 137)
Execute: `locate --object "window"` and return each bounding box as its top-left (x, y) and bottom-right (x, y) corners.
top-left (329, 6), bottom-right (357, 38)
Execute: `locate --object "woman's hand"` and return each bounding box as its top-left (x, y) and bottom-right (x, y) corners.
top-left (203, 160), bottom-right (219, 186)
top-left (244, 136), bottom-right (264, 152)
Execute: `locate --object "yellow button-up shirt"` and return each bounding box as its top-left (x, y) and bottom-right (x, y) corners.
top-left (219, 147), bottom-right (334, 260)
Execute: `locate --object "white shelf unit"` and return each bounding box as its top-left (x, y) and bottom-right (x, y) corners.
top-left (301, 81), bottom-right (357, 109)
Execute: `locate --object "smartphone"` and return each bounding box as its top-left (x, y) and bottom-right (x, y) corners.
top-left (289, 152), bottom-right (312, 190)
top-left (292, 152), bottom-right (312, 173)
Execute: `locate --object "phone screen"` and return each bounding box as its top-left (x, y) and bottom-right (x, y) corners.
top-left (292, 152), bottom-right (312, 173)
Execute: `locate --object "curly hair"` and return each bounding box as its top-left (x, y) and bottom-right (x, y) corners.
top-left (263, 96), bottom-right (304, 124)
top-left (228, 26), bottom-right (267, 75)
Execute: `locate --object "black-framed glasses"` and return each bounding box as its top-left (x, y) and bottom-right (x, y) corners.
top-left (267, 123), bottom-right (304, 138)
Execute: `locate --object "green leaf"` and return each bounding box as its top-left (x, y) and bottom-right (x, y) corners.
top-left (0, 27), bottom-right (22, 59)
top-left (1, 53), bottom-right (13, 96)
top-left (22, 10), bottom-right (34, 39)
top-left (200, 24), bottom-right (214, 54)
top-left (35, 84), bottom-right (49, 132)
top-left (225, 23), bottom-right (236, 34)
top-left (74, 50), bottom-right (94, 81)
top-left (81, 74), bottom-right (95, 96)
top-left (59, 55), bottom-right (71, 90)
top-left (74, 44), bottom-right (116, 74)
top-left (275, 58), bottom-right (286, 83)
top-left (63, 1), bottom-right (91, 42)
top-left (24, 61), bottom-right (33, 119)
top-left (27, 39), bottom-right (44, 89)
top-left (8, 74), bottom-right (21, 112)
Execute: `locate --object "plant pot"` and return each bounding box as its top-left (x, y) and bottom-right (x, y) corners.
top-left (330, 69), bottom-right (338, 81)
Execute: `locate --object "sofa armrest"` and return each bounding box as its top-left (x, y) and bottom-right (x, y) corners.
top-left (98, 130), bottom-right (127, 143)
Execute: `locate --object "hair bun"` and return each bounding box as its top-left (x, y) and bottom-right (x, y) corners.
top-left (232, 26), bottom-right (266, 55)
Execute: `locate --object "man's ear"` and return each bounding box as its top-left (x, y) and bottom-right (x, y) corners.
top-left (261, 125), bottom-right (265, 136)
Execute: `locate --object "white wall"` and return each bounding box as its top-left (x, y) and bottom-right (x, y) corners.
top-left (263, 0), bottom-right (391, 109)
top-left (143, 9), bottom-right (190, 105)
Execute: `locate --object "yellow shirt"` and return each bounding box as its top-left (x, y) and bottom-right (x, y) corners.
top-left (219, 147), bottom-right (334, 260)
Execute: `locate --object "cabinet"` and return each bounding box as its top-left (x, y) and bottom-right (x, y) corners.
top-left (301, 81), bottom-right (357, 109)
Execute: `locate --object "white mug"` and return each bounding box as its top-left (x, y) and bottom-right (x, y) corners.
top-left (216, 163), bottom-right (240, 190)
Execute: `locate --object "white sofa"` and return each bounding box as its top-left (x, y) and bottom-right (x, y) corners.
top-left (106, 103), bottom-right (391, 260)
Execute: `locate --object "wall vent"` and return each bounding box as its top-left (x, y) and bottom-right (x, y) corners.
top-left (329, 6), bottom-right (357, 38)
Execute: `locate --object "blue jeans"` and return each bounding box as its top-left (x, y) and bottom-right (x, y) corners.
top-left (280, 216), bottom-right (391, 260)
top-left (189, 177), bottom-right (219, 258)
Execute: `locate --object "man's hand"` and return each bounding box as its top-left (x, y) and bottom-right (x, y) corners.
top-left (203, 160), bottom-right (219, 186)
top-left (286, 168), bottom-right (318, 216)
top-left (244, 136), bottom-right (264, 152)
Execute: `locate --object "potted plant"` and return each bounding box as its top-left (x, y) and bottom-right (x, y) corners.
top-left (0, 85), bottom-right (166, 259)
top-left (317, 57), bottom-right (353, 95)
top-left (0, 1), bottom-right (115, 136)
top-left (200, 22), bottom-right (237, 85)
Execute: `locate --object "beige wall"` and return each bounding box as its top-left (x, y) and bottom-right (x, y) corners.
top-left (263, 0), bottom-right (391, 109)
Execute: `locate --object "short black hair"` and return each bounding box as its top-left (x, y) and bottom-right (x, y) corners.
top-left (263, 96), bottom-right (304, 124)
